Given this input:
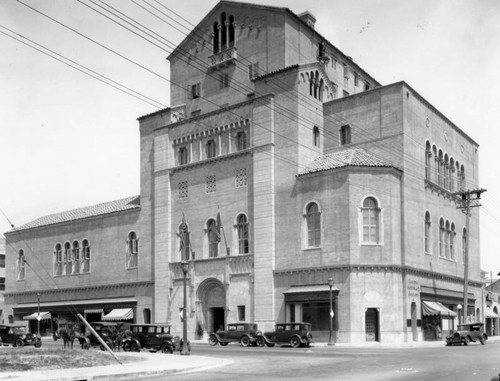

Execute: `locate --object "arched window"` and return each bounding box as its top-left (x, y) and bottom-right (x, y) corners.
top-left (449, 158), bottom-right (455, 192)
top-left (236, 214), bottom-right (249, 254)
top-left (445, 220), bottom-right (450, 258)
top-left (361, 197), bottom-right (380, 244)
top-left (424, 212), bottom-right (431, 254)
top-left (206, 139), bottom-right (217, 159)
top-left (220, 12), bottom-right (227, 50)
top-left (17, 249), bottom-right (26, 281)
top-left (444, 154), bottom-right (449, 190)
top-left (437, 150), bottom-right (443, 187)
top-left (178, 147), bottom-right (188, 165)
top-left (313, 127), bottom-right (320, 147)
top-left (127, 231), bottom-right (138, 268)
top-left (425, 141), bottom-right (432, 180)
top-left (212, 22), bottom-right (219, 54)
top-left (82, 239), bottom-right (90, 273)
top-left (439, 218), bottom-right (445, 257)
top-left (207, 219), bottom-right (219, 257)
top-left (460, 165), bottom-right (466, 191)
top-left (450, 223), bottom-right (456, 260)
top-left (72, 240), bottom-right (80, 274)
top-left (54, 243), bottom-right (62, 276)
top-left (64, 242), bottom-right (71, 275)
top-left (236, 132), bottom-right (247, 151)
top-left (228, 15), bottom-right (235, 47)
top-left (306, 203), bottom-right (321, 247)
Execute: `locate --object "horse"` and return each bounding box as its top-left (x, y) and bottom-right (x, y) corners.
top-left (56, 326), bottom-right (75, 349)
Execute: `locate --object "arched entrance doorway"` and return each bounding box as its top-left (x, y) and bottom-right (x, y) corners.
top-left (197, 278), bottom-right (226, 334)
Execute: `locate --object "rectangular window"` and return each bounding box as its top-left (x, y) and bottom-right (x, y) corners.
top-left (206, 175), bottom-right (216, 193)
top-left (179, 180), bottom-right (188, 199)
top-left (340, 125), bottom-right (351, 145)
top-left (0, 277), bottom-right (4, 291)
top-left (364, 81), bottom-right (370, 91)
top-left (0, 254), bottom-right (4, 267)
top-left (178, 147), bottom-right (189, 165)
top-left (206, 139), bottom-right (217, 158)
top-left (248, 63), bottom-right (259, 79)
top-left (237, 305), bottom-right (246, 321)
top-left (191, 83), bottom-right (200, 99)
top-left (219, 73), bottom-right (230, 89)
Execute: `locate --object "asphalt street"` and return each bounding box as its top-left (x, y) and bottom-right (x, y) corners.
top-left (143, 340), bottom-right (500, 381)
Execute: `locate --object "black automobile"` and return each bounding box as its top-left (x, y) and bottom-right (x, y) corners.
top-left (257, 322), bottom-right (313, 348)
top-left (446, 322), bottom-right (487, 346)
top-left (122, 324), bottom-right (180, 353)
top-left (0, 324), bottom-right (42, 348)
top-left (77, 322), bottom-right (128, 350)
top-left (208, 323), bottom-right (262, 347)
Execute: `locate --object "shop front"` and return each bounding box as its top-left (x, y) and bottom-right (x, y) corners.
top-left (421, 300), bottom-right (457, 341)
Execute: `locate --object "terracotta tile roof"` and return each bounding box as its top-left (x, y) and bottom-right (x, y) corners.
top-left (297, 148), bottom-right (396, 176)
top-left (13, 196), bottom-right (140, 232)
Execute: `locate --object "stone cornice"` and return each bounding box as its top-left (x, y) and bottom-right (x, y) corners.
top-left (4, 281), bottom-right (154, 299)
top-left (274, 264), bottom-right (483, 288)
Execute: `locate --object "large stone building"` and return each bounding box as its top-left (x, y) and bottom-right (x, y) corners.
top-left (3, 1), bottom-right (483, 343)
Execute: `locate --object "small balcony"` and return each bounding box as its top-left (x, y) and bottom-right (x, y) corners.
top-left (208, 47), bottom-right (238, 70)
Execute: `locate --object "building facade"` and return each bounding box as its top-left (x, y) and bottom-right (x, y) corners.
top-left (3, 1), bottom-right (483, 343)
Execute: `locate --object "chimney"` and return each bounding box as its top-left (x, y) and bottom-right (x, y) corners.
top-left (298, 11), bottom-right (316, 29)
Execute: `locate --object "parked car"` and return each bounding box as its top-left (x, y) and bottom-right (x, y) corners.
top-left (208, 323), bottom-right (262, 347)
top-left (77, 322), bottom-right (129, 351)
top-left (257, 322), bottom-right (313, 348)
top-left (446, 322), bottom-right (487, 346)
top-left (0, 324), bottom-right (42, 348)
top-left (122, 324), bottom-right (180, 353)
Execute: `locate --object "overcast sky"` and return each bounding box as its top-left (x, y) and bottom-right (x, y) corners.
top-left (1, 0), bottom-right (499, 274)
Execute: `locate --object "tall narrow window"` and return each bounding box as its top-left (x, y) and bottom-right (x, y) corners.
top-left (362, 197), bottom-right (380, 244)
top-left (424, 212), bottom-right (431, 254)
top-left (207, 219), bottom-right (219, 258)
top-left (82, 239), bottom-right (90, 273)
top-left (340, 125), bottom-right (351, 145)
top-left (206, 139), bottom-right (217, 158)
top-left (313, 127), bottom-right (320, 147)
top-left (212, 22), bottom-right (219, 54)
top-left (450, 223), bottom-right (456, 260)
top-left (439, 218), bottom-right (445, 257)
top-left (191, 83), bottom-right (200, 99)
top-left (228, 15), bottom-right (235, 47)
top-left (72, 240), bottom-right (80, 274)
top-left (54, 243), bottom-right (62, 276)
top-left (236, 132), bottom-right (247, 151)
top-left (236, 214), bottom-right (249, 254)
top-left (127, 231), bottom-right (138, 268)
top-left (437, 150), bottom-right (443, 187)
top-left (220, 12), bottom-right (227, 50)
top-left (306, 203), bottom-right (321, 247)
top-left (64, 242), bottom-right (71, 275)
top-left (445, 220), bottom-right (450, 258)
top-left (425, 142), bottom-right (432, 180)
top-left (237, 305), bottom-right (246, 321)
top-left (179, 147), bottom-right (188, 165)
top-left (17, 249), bottom-right (26, 281)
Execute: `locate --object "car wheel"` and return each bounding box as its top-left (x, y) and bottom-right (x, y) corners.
top-left (240, 336), bottom-right (250, 347)
top-left (464, 336), bottom-right (470, 346)
top-left (208, 336), bottom-right (218, 346)
top-left (160, 343), bottom-right (173, 354)
top-left (34, 338), bottom-right (42, 348)
top-left (220, 342), bottom-right (228, 346)
top-left (82, 342), bottom-right (90, 350)
top-left (122, 341), bottom-right (131, 352)
top-left (290, 336), bottom-right (301, 348)
top-left (255, 337), bottom-right (265, 347)
top-left (130, 341), bottom-right (140, 352)
top-left (14, 338), bottom-right (24, 348)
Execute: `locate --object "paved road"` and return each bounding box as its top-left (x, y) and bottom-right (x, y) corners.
top-left (143, 341), bottom-right (500, 381)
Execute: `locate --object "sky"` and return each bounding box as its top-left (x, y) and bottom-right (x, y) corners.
top-left (1, 0), bottom-right (499, 274)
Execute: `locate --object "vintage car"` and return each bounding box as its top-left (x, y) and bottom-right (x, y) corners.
top-left (257, 322), bottom-right (313, 348)
top-left (208, 323), bottom-right (262, 347)
top-left (122, 324), bottom-right (180, 353)
top-left (77, 322), bottom-right (130, 351)
top-left (446, 322), bottom-right (487, 346)
top-left (0, 324), bottom-right (42, 348)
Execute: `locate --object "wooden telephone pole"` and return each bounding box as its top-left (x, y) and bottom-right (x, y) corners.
top-left (452, 188), bottom-right (486, 323)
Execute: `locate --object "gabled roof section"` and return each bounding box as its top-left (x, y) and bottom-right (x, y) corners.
top-left (11, 196), bottom-right (140, 233)
top-left (297, 148), bottom-right (397, 177)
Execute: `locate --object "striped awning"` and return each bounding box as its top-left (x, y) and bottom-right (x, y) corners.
top-left (422, 301), bottom-right (457, 317)
top-left (102, 308), bottom-right (133, 321)
top-left (485, 307), bottom-right (499, 319)
top-left (23, 312), bottom-right (51, 321)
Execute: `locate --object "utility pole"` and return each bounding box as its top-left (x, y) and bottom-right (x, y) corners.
top-left (452, 188), bottom-right (486, 324)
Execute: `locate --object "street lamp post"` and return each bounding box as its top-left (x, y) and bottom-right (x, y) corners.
top-left (180, 261), bottom-right (190, 356)
top-left (37, 292), bottom-right (41, 338)
top-left (328, 278), bottom-right (335, 346)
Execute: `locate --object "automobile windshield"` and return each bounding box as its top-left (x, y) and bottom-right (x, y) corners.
top-left (13, 327), bottom-right (26, 335)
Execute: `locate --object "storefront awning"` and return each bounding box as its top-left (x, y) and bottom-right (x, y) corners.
top-left (102, 308), bottom-right (133, 321)
top-left (283, 284), bottom-right (339, 294)
top-left (23, 312), bottom-right (51, 321)
top-left (283, 284), bottom-right (339, 302)
top-left (422, 301), bottom-right (457, 317)
top-left (84, 309), bottom-right (104, 315)
top-left (485, 307), bottom-right (499, 319)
